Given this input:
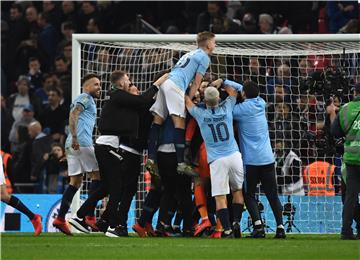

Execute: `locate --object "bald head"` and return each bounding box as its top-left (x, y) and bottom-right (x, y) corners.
top-left (28, 121), bottom-right (42, 139)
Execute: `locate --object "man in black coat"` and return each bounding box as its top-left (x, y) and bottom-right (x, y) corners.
top-left (69, 70), bottom-right (168, 237)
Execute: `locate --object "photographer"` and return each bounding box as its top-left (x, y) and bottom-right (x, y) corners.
top-left (43, 143), bottom-right (67, 194)
top-left (330, 83), bottom-right (360, 240)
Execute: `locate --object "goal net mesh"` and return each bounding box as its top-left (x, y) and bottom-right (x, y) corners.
top-left (78, 38), bottom-right (360, 233)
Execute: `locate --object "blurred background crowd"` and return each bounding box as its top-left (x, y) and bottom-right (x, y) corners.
top-left (1, 1), bottom-right (359, 195)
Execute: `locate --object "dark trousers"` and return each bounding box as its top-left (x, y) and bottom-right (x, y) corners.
top-left (78, 145), bottom-right (141, 228)
top-left (244, 163), bottom-right (283, 226)
top-left (342, 164), bottom-right (360, 234)
top-left (157, 151), bottom-right (192, 231)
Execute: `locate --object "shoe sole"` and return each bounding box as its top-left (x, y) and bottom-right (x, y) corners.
top-left (68, 219), bottom-right (90, 234)
top-left (105, 231), bottom-right (120, 238)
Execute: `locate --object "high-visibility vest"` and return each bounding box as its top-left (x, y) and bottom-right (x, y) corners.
top-left (1, 150), bottom-right (13, 194)
top-left (338, 99), bottom-right (360, 166)
top-left (303, 161), bottom-right (335, 196)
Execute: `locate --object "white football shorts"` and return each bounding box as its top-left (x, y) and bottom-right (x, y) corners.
top-left (149, 79), bottom-right (186, 119)
top-left (66, 146), bottom-right (99, 176)
top-left (209, 151), bottom-right (244, 197)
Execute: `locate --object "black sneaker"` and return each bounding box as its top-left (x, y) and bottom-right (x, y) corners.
top-left (341, 232), bottom-right (358, 240)
top-left (247, 227), bottom-right (265, 238)
top-left (68, 217), bottom-right (90, 234)
top-left (182, 230), bottom-right (193, 237)
top-left (155, 223), bottom-right (173, 237)
top-left (274, 227), bottom-right (286, 239)
top-left (96, 218), bottom-right (109, 233)
top-left (233, 222), bottom-right (241, 238)
top-left (105, 225), bottom-right (128, 238)
top-left (172, 226), bottom-right (182, 236)
top-left (222, 230), bottom-right (234, 238)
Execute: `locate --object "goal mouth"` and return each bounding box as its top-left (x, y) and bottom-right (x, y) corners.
top-left (72, 34), bottom-right (360, 234)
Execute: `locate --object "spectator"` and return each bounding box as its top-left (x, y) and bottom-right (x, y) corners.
top-left (40, 87), bottom-right (68, 143)
top-left (42, 1), bottom-right (62, 33)
top-left (7, 75), bottom-right (42, 122)
top-left (298, 58), bottom-right (314, 82)
top-left (57, 21), bottom-right (75, 53)
top-left (43, 143), bottom-right (67, 194)
top-left (238, 13), bottom-right (259, 34)
top-left (243, 57), bottom-right (267, 100)
top-left (196, 1), bottom-right (239, 33)
top-left (327, 1), bottom-right (359, 33)
top-left (27, 57), bottom-right (43, 91)
top-left (8, 104), bottom-right (37, 153)
top-left (272, 103), bottom-right (301, 149)
top-left (258, 13), bottom-right (274, 34)
top-left (1, 96), bottom-right (13, 153)
top-left (25, 5), bottom-right (40, 35)
top-left (275, 140), bottom-right (304, 195)
top-left (6, 3), bottom-right (30, 81)
top-left (86, 49), bottom-right (111, 81)
top-left (61, 41), bottom-right (72, 66)
top-left (37, 12), bottom-right (59, 68)
top-left (54, 55), bottom-right (70, 78)
top-left (28, 121), bottom-right (53, 193)
top-left (60, 1), bottom-right (78, 25)
top-left (34, 73), bottom-right (58, 107)
top-left (86, 17), bottom-right (102, 33)
top-left (78, 1), bottom-right (99, 33)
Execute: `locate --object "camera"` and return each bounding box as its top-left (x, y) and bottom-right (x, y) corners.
top-left (300, 66), bottom-right (349, 101)
top-left (283, 202), bottom-right (296, 217)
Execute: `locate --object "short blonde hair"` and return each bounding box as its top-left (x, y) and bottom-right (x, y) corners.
top-left (197, 31), bottom-right (215, 48)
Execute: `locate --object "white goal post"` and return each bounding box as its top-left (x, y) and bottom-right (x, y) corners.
top-left (71, 33), bottom-right (359, 233)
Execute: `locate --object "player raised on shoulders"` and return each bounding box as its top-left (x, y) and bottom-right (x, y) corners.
top-left (147, 31), bottom-right (216, 177)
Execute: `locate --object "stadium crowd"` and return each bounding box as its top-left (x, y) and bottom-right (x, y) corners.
top-left (1, 1), bottom-right (359, 193)
top-left (0, 1), bottom-right (360, 239)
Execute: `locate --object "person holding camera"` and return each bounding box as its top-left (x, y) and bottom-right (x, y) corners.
top-left (330, 83), bottom-right (360, 240)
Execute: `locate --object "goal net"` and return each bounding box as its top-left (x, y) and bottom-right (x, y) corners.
top-left (73, 34), bottom-right (360, 234)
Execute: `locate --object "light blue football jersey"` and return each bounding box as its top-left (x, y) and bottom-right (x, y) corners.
top-left (189, 96), bottom-right (239, 163)
top-left (169, 48), bottom-right (210, 92)
top-left (65, 93), bottom-right (96, 148)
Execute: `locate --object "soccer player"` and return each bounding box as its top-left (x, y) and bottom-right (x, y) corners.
top-left (147, 31), bottom-right (216, 176)
top-left (219, 79), bottom-right (285, 239)
top-left (0, 156), bottom-right (42, 236)
top-left (186, 86), bottom-right (245, 238)
top-left (185, 117), bottom-right (213, 237)
top-left (53, 74), bottom-right (101, 235)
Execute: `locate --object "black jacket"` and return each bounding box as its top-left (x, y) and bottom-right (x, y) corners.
top-left (99, 85), bottom-right (158, 138)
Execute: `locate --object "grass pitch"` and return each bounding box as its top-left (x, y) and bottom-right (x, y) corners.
top-left (1, 233), bottom-right (359, 260)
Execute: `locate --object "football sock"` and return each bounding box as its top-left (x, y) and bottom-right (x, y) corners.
top-left (174, 128), bottom-right (185, 164)
top-left (58, 185), bottom-right (78, 219)
top-left (194, 185), bottom-right (208, 220)
top-left (215, 218), bottom-right (223, 231)
top-left (216, 208), bottom-right (231, 232)
top-left (148, 123), bottom-right (162, 161)
top-left (232, 203), bottom-right (244, 223)
top-left (138, 205), bottom-right (154, 227)
top-left (8, 196), bottom-right (35, 220)
top-left (87, 180), bottom-right (101, 217)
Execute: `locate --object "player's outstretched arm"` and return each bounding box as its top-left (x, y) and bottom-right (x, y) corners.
top-left (188, 73), bottom-right (204, 99)
top-left (185, 95), bottom-right (195, 111)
